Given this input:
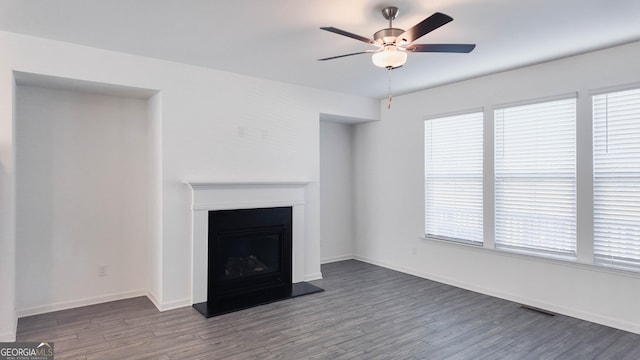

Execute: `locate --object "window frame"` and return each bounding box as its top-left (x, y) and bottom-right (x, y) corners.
top-left (424, 109), bottom-right (484, 245)
top-left (592, 87), bottom-right (640, 271)
top-left (493, 96), bottom-right (578, 258)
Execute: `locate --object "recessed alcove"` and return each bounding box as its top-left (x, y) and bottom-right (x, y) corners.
top-left (14, 72), bottom-right (162, 316)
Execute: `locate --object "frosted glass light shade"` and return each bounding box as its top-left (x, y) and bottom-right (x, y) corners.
top-left (372, 46), bottom-right (407, 69)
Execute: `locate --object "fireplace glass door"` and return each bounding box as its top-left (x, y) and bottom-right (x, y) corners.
top-left (218, 227), bottom-right (283, 281)
top-left (208, 207), bottom-right (292, 299)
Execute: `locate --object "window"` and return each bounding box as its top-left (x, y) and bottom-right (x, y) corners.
top-left (494, 98), bottom-right (577, 256)
top-left (422, 87), bottom-right (640, 274)
top-left (424, 112), bottom-right (483, 244)
top-left (593, 88), bottom-right (640, 270)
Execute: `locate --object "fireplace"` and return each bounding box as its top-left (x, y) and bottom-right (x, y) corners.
top-left (188, 182), bottom-right (323, 318)
top-left (207, 207), bottom-right (292, 310)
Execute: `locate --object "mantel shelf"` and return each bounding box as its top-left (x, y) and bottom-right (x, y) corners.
top-left (185, 181), bottom-right (310, 189)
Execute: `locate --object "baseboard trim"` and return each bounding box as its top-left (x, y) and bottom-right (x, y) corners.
top-left (16, 289), bottom-right (191, 322)
top-left (158, 298), bottom-right (191, 312)
top-left (354, 255), bottom-right (640, 335)
top-left (304, 272), bottom-right (323, 281)
top-left (320, 255), bottom-right (354, 264)
top-left (145, 290), bottom-right (162, 312)
top-left (16, 289), bottom-right (148, 318)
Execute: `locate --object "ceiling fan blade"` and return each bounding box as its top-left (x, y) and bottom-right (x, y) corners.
top-left (406, 43), bottom-right (476, 53)
top-left (398, 12), bottom-right (453, 44)
top-left (318, 51), bottom-right (374, 61)
top-left (320, 27), bottom-right (375, 44)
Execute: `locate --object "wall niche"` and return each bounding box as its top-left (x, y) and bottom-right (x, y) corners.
top-left (14, 72), bottom-right (162, 316)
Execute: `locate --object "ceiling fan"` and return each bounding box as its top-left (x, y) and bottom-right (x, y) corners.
top-left (319, 6), bottom-right (475, 69)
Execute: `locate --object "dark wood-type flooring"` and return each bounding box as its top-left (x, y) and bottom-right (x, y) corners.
top-left (17, 260), bottom-right (640, 359)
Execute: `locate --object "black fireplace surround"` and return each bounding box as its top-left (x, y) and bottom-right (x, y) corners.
top-left (193, 207), bottom-right (323, 317)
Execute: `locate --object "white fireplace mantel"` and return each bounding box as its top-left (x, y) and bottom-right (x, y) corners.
top-left (186, 181), bottom-right (309, 304)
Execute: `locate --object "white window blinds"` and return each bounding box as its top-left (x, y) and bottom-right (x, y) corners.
top-left (593, 88), bottom-right (640, 270)
top-left (494, 98), bottom-right (577, 256)
top-left (424, 112), bottom-right (483, 244)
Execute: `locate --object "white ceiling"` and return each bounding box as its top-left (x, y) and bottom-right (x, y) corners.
top-left (1, 0), bottom-right (639, 99)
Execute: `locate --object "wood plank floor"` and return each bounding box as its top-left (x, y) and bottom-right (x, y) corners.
top-left (17, 260), bottom-right (640, 359)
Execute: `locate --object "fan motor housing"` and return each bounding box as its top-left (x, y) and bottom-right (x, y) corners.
top-left (373, 28), bottom-right (404, 45)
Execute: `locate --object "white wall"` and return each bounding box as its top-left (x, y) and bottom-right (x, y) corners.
top-left (146, 92), bottom-right (163, 307)
top-left (320, 120), bottom-right (355, 262)
top-left (0, 69), bottom-right (17, 341)
top-left (0, 30), bottom-right (379, 340)
top-left (15, 85), bottom-right (152, 315)
top-left (353, 40), bottom-right (640, 334)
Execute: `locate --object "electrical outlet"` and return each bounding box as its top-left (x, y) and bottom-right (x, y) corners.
top-left (98, 265), bottom-right (108, 277)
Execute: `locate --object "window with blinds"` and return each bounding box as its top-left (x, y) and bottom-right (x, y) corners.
top-left (424, 112), bottom-right (483, 244)
top-left (494, 98), bottom-right (577, 256)
top-left (593, 88), bottom-right (640, 270)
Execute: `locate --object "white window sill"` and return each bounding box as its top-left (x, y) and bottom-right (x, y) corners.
top-left (420, 235), bottom-right (640, 280)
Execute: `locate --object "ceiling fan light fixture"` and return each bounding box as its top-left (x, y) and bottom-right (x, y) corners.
top-left (372, 45), bottom-right (407, 69)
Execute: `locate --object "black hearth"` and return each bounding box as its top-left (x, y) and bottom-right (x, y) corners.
top-left (193, 207), bottom-right (323, 317)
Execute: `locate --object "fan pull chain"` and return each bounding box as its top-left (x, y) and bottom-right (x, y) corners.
top-left (387, 68), bottom-right (393, 109)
